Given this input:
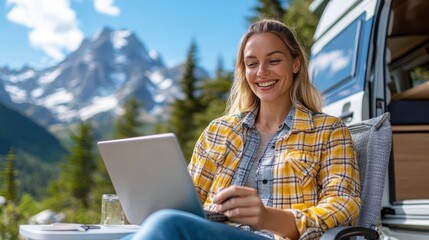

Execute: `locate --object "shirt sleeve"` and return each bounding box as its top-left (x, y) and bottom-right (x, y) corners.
top-left (187, 126), bottom-right (217, 204)
top-left (292, 121), bottom-right (361, 239)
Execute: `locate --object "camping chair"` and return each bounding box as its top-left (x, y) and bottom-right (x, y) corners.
top-left (321, 112), bottom-right (392, 240)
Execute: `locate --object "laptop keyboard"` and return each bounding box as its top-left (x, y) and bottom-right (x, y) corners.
top-left (204, 210), bottom-right (228, 222)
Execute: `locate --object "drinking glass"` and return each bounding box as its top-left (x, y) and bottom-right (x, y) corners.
top-left (100, 194), bottom-right (125, 225)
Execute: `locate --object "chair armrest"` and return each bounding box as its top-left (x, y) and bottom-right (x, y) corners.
top-left (320, 226), bottom-right (379, 240)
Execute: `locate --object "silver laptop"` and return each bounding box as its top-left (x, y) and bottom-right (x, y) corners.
top-left (97, 133), bottom-right (226, 224)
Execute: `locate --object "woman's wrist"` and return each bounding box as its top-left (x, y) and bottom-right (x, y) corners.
top-left (261, 207), bottom-right (299, 240)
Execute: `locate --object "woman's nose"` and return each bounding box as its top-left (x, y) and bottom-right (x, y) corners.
top-left (257, 64), bottom-right (270, 77)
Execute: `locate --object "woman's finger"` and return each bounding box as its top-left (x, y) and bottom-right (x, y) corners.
top-left (213, 186), bottom-right (256, 204)
top-left (223, 206), bottom-right (261, 218)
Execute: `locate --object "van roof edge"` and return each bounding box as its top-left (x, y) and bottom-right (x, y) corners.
top-left (309, 0), bottom-right (329, 14)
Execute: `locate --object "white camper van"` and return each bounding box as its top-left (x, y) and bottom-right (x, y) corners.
top-left (309, 0), bottom-right (429, 239)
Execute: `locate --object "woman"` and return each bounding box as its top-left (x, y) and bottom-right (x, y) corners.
top-left (126, 19), bottom-right (360, 240)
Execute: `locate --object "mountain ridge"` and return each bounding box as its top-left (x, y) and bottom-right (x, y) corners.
top-left (0, 102), bottom-right (66, 163)
top-left (0, 26), bottom-right (210, 128)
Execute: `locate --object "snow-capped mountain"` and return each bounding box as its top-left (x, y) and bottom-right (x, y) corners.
top-left (0, 27), bottom-right (209, 126)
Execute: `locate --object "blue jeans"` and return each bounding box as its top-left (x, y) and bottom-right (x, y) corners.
top-left (121, 209), bottom-right (271, 240)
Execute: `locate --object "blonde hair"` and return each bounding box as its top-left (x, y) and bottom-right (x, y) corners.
top-left (226, 19), bottom-right (322, 114)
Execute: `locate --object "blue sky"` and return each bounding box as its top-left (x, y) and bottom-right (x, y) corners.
top-left (0, 0), bottom-right (258, 75)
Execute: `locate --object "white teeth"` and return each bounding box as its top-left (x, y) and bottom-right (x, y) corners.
top-left (257, 80), bottom-right (277, 87)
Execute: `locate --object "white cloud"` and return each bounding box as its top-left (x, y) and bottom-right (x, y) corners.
top-left (94, 0), bottom-right (120, 16)
top-left (311, 49), bottom-right (350, 74)
top-left (6, 0), bottom-right (83, 61)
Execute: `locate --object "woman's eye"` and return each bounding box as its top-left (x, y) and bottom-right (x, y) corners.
top-left (246, 62), bottom-right (257, 68)
top-left (270, 59), bottom-right (281, 64)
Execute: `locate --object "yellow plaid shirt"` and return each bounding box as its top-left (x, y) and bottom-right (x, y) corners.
top-left (188, 103), bottom-right (361, 239)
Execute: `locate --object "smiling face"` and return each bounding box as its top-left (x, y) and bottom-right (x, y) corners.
top-left (243, 32), bottom-right (300, 107)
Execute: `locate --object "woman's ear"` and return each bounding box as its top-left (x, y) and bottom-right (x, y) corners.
top-left (293, 58), bottom-right (301, 74)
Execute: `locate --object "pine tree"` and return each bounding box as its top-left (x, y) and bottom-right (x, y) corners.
top-left (169, 40), bottom-right (203, 160)
top-left (200, 57), bottom-right (232, 112)
top-left (283, 0), bottom-right (317, 55)
top-left (249, 0), bottom-right (286, 22)
top-left (181, 40), bottom-right (199, 103)
top-left (113, 97), bottom-right (142, 139)
top-left (1, 149), bottom-right (18, 203)
top-left (66, 121), bottom-right (96, 208)
top-left (43, 121), bottom-right (97, 223)
top-left (248, 0), bottom-right (317, 56)
top-left (194, 57), bottom-right (233, 137)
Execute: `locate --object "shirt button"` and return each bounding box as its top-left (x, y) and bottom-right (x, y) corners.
top-left (271, 145), bottom-right (275, 149)
top-left (262, 179), bottom-right (268, 184)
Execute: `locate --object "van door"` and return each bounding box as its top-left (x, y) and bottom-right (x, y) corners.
top-left (376, 0), bottom-right (429, 239)
top-left (310, 0), bottom-right (429, 239)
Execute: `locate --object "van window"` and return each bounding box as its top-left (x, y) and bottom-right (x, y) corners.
top-left (311, 19), bottom-right (362, 93)
top-left (409, 60), bottom-right (429, 87)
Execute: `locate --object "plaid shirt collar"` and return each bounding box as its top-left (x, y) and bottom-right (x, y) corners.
top-left (240, 102), bottom-right (313, 132)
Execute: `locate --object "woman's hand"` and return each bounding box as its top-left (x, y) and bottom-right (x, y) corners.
top-left (213, 186), bottom-right (300, 239)
top-left (212, 186), bottom-right (268, 230)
